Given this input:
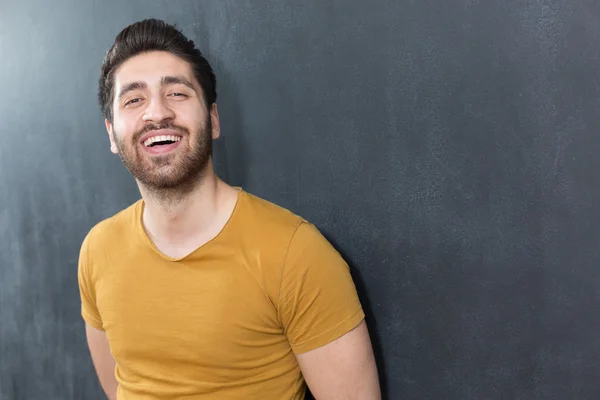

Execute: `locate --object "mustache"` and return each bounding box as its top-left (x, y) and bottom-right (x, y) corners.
top-left (133, 122), bottom-right (189, 142)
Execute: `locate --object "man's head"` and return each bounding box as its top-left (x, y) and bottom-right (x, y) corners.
top-left (98, 19), bottom-right (219, 193)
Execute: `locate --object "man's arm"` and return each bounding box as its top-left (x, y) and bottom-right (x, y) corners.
top-left (295, 320), bottom-right (381, 400)
top-left (85, 323), bottom-right (118, 400)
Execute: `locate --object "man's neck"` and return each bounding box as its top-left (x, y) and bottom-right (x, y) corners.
top-left (138, 169), bottom-right (235, 246)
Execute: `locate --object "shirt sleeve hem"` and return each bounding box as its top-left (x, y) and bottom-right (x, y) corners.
top-left (291, 307), bottom-right (365, 354)
top-left (81, 309), bottom-right (104, 331)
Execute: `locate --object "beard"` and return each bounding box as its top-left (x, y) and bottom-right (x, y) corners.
top-left (113, 118), bottom-right (212, 199)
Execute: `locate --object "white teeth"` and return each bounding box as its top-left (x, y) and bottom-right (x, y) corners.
top-left (144, 135), bottom-right (181, 147)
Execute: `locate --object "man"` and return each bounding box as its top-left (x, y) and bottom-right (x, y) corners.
top-left (78, 18), bottom-right (380, 400)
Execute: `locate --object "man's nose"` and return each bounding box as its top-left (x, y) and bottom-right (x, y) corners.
top-left (142, 96), bottom-right (175, 123)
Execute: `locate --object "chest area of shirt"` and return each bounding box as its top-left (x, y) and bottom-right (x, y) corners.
top-left (95, 257), bottom-right (286, 368)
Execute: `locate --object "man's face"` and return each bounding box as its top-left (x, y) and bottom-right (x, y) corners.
top-left (106, 51), bottom-right (219, 191)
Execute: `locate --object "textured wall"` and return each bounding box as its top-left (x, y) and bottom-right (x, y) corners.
top-left (1, 1), bottom-right (600, 398)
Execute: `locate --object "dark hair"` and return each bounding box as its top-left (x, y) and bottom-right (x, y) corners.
top-left (98, 18), bottom-right (217, 122)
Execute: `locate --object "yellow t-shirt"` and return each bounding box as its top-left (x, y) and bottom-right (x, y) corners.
top-left (78, 189), bottom-right (365, 399)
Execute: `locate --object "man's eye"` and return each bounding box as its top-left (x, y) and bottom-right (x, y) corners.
top-left (169, 93), bottom-right (187, 98)
top-left (125, 98), bottom-right (141, 106)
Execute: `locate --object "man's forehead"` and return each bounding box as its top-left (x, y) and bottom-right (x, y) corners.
top-left (114, 51), bottom-right (197, 89)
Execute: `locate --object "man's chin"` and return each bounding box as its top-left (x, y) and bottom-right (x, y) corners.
top-left (134, 169), bottom-right (204, 193)
top-left (136, 175), bottom-right (187, 190)
top-left (120, 150), bottom-right (210, 194)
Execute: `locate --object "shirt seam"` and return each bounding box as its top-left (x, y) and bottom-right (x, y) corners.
top-left (276, 218), bottom-right (305, 331)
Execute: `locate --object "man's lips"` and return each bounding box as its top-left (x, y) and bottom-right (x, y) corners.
top-left (138, 129), bottom-right (186, 155)
top-left (138, 129), bottom-right (184, 145)
top-left (143, 139), bottom-right (182, 155)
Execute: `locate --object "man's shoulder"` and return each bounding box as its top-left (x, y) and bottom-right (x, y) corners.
top-left (239, 190), bottom-right (306, 235)
top-left (242, 192), bottom-right (335, 259)
top-left (84, 199), bottom-right (142, 248)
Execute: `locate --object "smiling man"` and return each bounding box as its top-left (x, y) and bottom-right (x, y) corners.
top-left (78, 19), bottom-right (380, 400)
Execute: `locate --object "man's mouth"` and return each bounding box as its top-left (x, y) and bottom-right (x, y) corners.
top-left (144, 135), bottom-right (182, 147)
top-left (139, 131), bottom-right (184, 155)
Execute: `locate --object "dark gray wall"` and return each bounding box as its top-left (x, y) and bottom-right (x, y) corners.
top-left (2, 1), bottom-right (600, 399)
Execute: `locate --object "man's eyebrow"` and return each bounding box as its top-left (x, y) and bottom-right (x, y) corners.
top-left (117, 81), bottom-right (147, 100)
top-left (116, 76), bottom-right (196, 101)
top-left (161, 75), bottom-right (196, 92)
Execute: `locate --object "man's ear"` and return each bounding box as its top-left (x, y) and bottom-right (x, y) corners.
top-left (105, 119), bottom-right (119, 154)
top-left (210, 103), bottom-right (221, 140)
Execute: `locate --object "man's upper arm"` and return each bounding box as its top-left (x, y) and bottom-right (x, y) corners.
top-left (79, 233), bottom-right (117, 398)
top-left (85, 323), bottom-right (118, 400)
top-left (278, 222), bottom-right (380, 397)
top-left (279, 222), bottom-right (365, 352)
top-left (78, 233), bottom-right (104, 329)
top-left (295, 320), bottom-right (381, 399)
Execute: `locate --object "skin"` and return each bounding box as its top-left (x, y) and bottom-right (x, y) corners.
top-left (86, 50), bottom-right (381, 399)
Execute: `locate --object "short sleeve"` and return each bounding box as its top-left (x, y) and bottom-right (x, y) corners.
top-left (78, 233), bottom-right (104, 330)
top-left (279, 222), bottom-right (365, 354)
